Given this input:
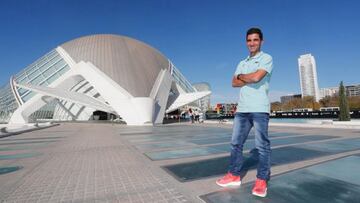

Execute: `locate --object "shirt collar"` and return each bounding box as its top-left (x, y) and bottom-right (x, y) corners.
top-left (246, 51), bottom-right (263, 61)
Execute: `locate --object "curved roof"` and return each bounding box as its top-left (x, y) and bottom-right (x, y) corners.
top-left (60, 34), bottom-right (170, 97)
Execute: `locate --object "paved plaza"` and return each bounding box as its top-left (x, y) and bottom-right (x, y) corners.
top-left (1, 122), bottom-right (360, 202)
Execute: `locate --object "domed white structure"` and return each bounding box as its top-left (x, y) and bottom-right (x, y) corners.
top-left (0, 34), bottom-right (211, 125)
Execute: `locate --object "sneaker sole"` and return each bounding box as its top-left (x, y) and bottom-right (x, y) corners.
top-left (216, 181), bottom-right (241, 187)
top-left (252, 189), bottom-right (267, 197)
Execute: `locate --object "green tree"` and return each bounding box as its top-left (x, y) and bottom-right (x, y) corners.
top-left (338, 81), bottom-right (350, 121)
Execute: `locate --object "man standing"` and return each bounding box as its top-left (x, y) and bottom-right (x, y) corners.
top-left (216, 28), bottom-right (273, 198)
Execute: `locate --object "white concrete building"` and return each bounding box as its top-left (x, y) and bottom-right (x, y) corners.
top-left (0, 34), bottom-right (211, 125)
top-left (298, 54), bottom-right (320, 101)
top-left (346, 84), bottom-right (360, 97)
top-left (319, 84), bottom-right (360, 99)
top-left (319, 87), bottom-right (338, 99)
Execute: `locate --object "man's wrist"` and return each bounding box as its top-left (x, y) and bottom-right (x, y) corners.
top-left (237, 74), bottom-right (247, 84)
top-left (237, 74), bottom-right (244, 82)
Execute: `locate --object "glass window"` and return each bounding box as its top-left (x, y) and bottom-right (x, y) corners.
top-left (16, 72), bottom-right (27, 80)
top-left (17, 88), bottom-right (28, 95)
top-left (27, 69), bottom-right (40, 80)
top-left (26, 64), bottom-right (39, 76)
top-left (18, 77), bottom-right (29, 84)
top-left (16, 73), bottom-right (29, 82)
top-left (38, 61), bottom-right (51, 72)
top-left (50, 54), bottom-right (61, 62)
top-left (30, 75), bottom-right (44, 85)
top-left (42, 66), bottom-right (56, 78)
top-left (47, 51), bottom-right (59, 61)
top-left (22, 91), bottom-right (36, 102)
top-left (39, 80), bottom-right (48, 86)
top-left (37, 56), bottom-right (51, 68)
top-left (46, 73), bottom-right (59, 84)
top-left (57, 65), bottom-right (69, 76)
top-left (53, 60), bottom-right (66, 70)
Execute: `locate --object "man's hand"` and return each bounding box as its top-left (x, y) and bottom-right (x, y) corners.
top-left (232, 75), bottom-right (247, 87)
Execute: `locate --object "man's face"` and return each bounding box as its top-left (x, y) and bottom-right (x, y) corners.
top-left (246, 33), bottom-right (263, 55)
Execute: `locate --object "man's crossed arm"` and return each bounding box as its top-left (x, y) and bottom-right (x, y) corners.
top-left (232, 69), bottom-right (268, 87)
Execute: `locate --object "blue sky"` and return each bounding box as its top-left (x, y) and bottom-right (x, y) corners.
top-left (1, 0), bottom-right (359, 104)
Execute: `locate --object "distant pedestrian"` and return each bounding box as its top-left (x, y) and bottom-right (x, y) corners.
top-left (199, 111), bottom-right (204, 123)
top-left (188, 108), bottom-right (194, 123)
top-left (216, 27), bottom-right (273, 198)
top-left (194, 109), bottom-right (200, 123)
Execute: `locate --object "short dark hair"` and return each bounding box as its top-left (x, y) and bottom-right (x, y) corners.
top-left (246, 27), bottom-right (263, 41)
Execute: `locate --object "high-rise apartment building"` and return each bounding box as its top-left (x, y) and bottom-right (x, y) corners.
top-left (346, 84), bottom-right (360, 97)
top-left (298, 54), bottom-right (320, 101)
top-left (319, 87), bottom-right (339, 99)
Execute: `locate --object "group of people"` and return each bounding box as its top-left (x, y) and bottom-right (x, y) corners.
top-left (188, 108), bottom-right (202, 123)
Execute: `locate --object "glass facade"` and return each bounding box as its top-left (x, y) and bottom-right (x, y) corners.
top-left (28, 100), bottom-right (57, 122)
top-left (0, 84), bottom-right (18, 123)
top-left (53, 79), bottom-right (94, 121)
top-left (0, 49), bottom-right (71, 123)
top-left (170, 62), bottom-right (196, 93)
top-left (14, 49), bottom-right (70, 103)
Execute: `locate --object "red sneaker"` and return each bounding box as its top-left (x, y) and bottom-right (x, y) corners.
top-left (252, 178), bottom-right (267, 197)
top-left (216, 172), bottom-right (241, 187)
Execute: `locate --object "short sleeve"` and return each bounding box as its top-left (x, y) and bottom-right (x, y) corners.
top-left (234, 61), bottom-right (243, 75)
top-left (259, 54), bottom-right (273, 74)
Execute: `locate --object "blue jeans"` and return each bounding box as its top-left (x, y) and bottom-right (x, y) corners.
top-left (229, 113), bottom-right (271, 180)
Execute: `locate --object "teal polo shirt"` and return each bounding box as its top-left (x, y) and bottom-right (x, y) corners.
top-left (234, 51), bottom-right (273, 113)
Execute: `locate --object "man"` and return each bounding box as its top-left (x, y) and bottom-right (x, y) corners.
top-left (216, 27), bottom-right (273, 198)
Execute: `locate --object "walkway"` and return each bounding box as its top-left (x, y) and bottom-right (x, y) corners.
top-left (0, 123), bottom-right (360, 202)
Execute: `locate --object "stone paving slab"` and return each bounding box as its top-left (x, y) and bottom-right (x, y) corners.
top-left (1, 122), bottom-right (359, 203)
top-left (0, 123), bottom-right (193, 202)
top-left (200, 155), bottom-right (360, 203)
